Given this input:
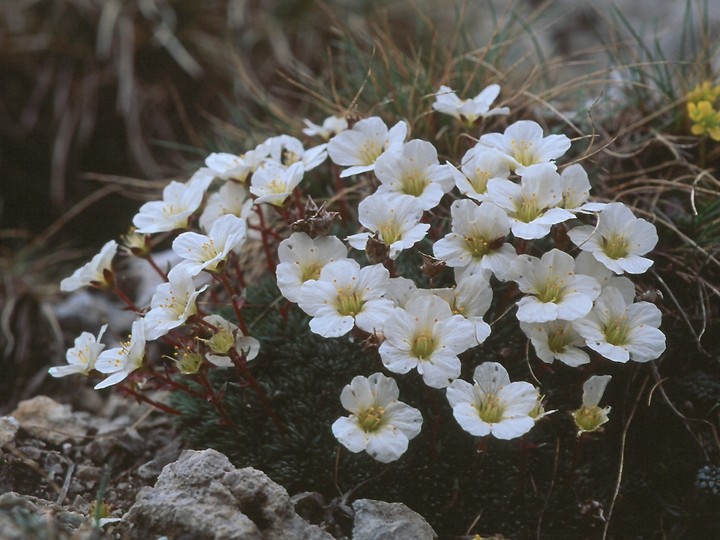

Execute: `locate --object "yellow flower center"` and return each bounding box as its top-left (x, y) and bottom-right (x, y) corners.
top-left (470, 169), bottom-right (491, 194)
top-left (510, 139), bottom-right (538, 167)
top-left (378, 218), bottom-right (403, 245)
top-left (411, 330), bottom-right (436, 360)
top-left (603, 316), bottom-right (629, 346)
top-left (208, 328), bottom-right (235, 354)
top-left (358, 405), bottom-right (386, 432)
top-left (546, 327), bottom-right (569, 353)
top-left (336, 288), bottom-right (364, 316)
top-left (464, 235), bottom-right (490, 258)
top-left (476, 393), bottom-right (505, 424)
top-left (359, 141), bottom-right (383, 165)
top-left (300, 261), bottom-right (323, 282)
top-left (573, 405), bottom-right (607, 433)
top-left (536, 277), bottom-right (565, 304)
top-left (601, 233), bottom-right (630, 260)
top-left (400, 171), bottom-right (429, 197)
top-left (515, 195), bottom-right (542, 223)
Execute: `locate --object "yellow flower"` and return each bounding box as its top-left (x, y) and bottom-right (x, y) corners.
top-left (688, 100), bottom-right (720, 141)
top-left (687, 81), bottom-right (720, 104)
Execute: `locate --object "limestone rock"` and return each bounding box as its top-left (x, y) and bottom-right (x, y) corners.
top-left (0, 416), bottom-right (19, 446)
top-left (125, 448), bottom-right (333, 540)
top-left (352, 499), bottom-right (437, 540)
top-left (10, 396), bottom-right (88, 445)
top-left (0, 491), bottom-right (84, 540)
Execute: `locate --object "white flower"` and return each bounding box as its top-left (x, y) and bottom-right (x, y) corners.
top-left (419, 272), bottom-right (493, 344)
top-left (205, 143), bottom-right (269, 183)
top-left (296, 259), bottom-right (394, 337)
top-left (94, 320), bottom-right (146, 389)
top-left (60, 240), bottom-right (118, 291)
top-left (202, 314), bottom-right (260, 367)
top-left (573, 287), bottom-right (666, 363)
top-left (432, 84), bottom-right (510, 123)
top-left (276, 232), bottom-right (348, 303)
top-left (383, 277), bottom-right (419, 309)
top-left (573, 375), bottom-right (612, 435)
top-left (327, 117), bottom-right (407, 178)
top-left (133, 169), bottom-right (213, 234)
top-left (479, 120), bottom-right (571, 173)
top-left (379, 294), bottom-right (477, 388)
top-left (49, 325), bottom-right (108, 377)
top-left (302, 115), bottom-right (348, 140)
top-left (346, 194), bottom-right (429, 259)
top-left (511, 249), bottom-right (601, 323)
top-left (520, 320), bottom-right (590, 366)
top-left (199, 181), bottom-right (254, 232)
top-left (568, 202), bottom-right (658, 274)
top-left (264, 134), bottom-right (327, 171)
top-left (433, 200), bottom-right (516, 280)
top-left (559, 163), bottom-right (605, 213)
top-left (450, 146), bottom-right (511, 202)
top-left (143, 266), bottom-right (208, 341)
top-left (332, 373), bottom-right (422, 463)
top-left (172, 214), bottom-right (247, 276)
top-left (446, 362), bottom-right (538, 439)
top-left (574, 251), bottom-right (636, 303)
top-left (250, 161), bottom-right (304, 206)
top-left (374, 140), bottom-right (453, 210)
top-left (485, 164), bottom-right (575, 240)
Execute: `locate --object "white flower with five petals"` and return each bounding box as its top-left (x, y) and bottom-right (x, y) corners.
top-left (332, 373), bottom-right (422, 463)
top-left (485, 164), bottom-right (575, 240)
top-left (346, 193), bottom-right (429, 259)
top-left (143, 266), bottom-right (208, 341)
top-left (379, 294), bottom-right (477, 388)
top-left (433, 199), bottom-right (516, 280)
top-left (49, 325), bottom-right (108, 377)
top-left (94, 320), bottom-right (146, 389)
top-left (432, 84), bottom-right (510, 123)
top-left (296, 259), bottom-right (393, 337)
top-left (60, 240), bottom-right (118, 291)
top-left (263, 134), bottom-right (327, 171)
top-left (446, 362), bottom-right (538, 439)
top-left (327, 117), bottom-right (407, 178)
top-left (449, 146), bottom-right (511, 202)
top-left (172, 214), bottom-right (247, 276)
top-left (374, 140), bottom-right (453, 210)
top-left (302, 115), bottom-right (348, 140)
top-left (250, 162), bottom-right (304, 206)
top-left (573, 287), bottom-right (665, 363)
top-left (511, 249), bottom-right (601, 323)
top-left (133, 169), bottom-right (213, 234)
top-left (479, 120), bottom-right (571, 174)
top-left (276, 232), bottom-right (348, 303)
top-left (568, 202), bottom-right (658, 274)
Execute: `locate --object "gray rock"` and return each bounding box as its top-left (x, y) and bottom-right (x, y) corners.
top-left (0, 491), bottom-right (85, 540)
top-left (352, 499), bottom-right (436, 540)
top-left (10, 396), bottom-right (88, 445)
top-left (0, 416), bottom-right (19, 446)
top-left (125, 448), bottom-right (333, 540)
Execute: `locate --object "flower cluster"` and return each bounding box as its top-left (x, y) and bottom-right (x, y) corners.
top-left (52, 82), bottom-right (665, 465)
top-left (687, 81), bottom-right (720, 141)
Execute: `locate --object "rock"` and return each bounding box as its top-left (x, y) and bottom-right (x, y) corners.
top-left (10, 396), bottom-right (88, 446)
top-left (0, 416), bottom-right (19, 446)
top-left (125, 449), bottom-right (333, 540)
top-left (352, 499), bottom-right (437, 540)
top-left (0, 491), bottom-right (85, 540)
